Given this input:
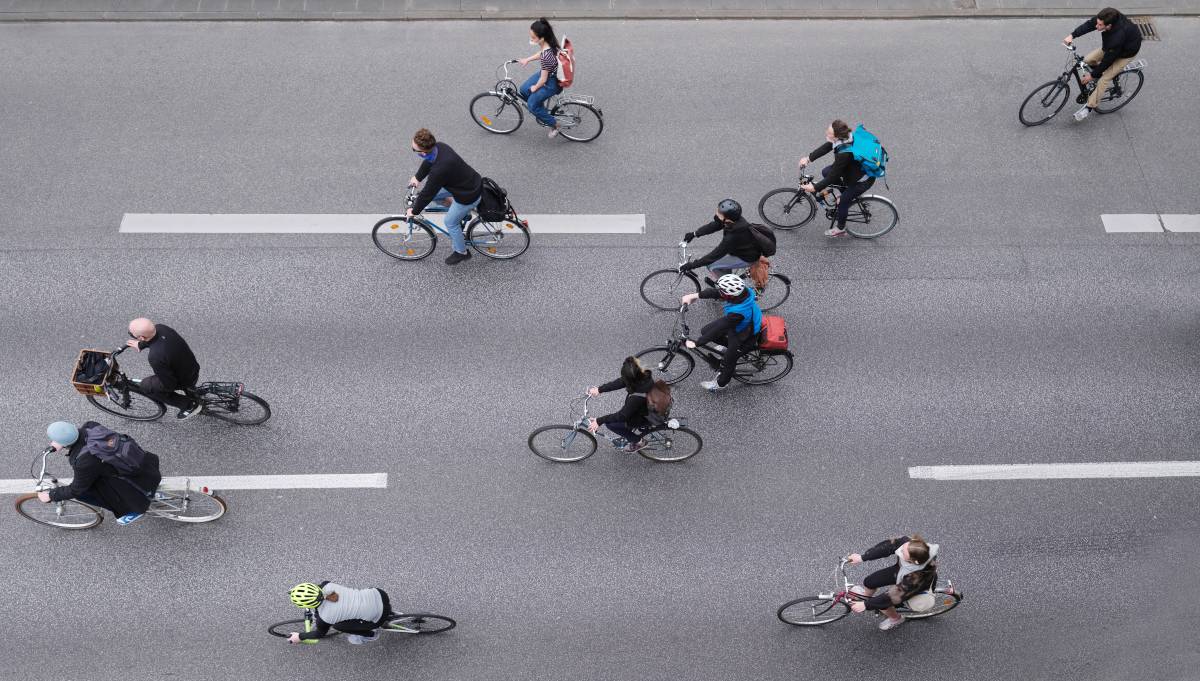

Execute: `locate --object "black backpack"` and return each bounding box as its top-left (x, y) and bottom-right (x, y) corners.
top-left (476, 177), bottom-right (512, 222)
top-left (748, 223), bottom-right (777, 257)
top-left (75, 351), bottom-right (109, 384)
top-left (82, 425), bottom-right (147, 477)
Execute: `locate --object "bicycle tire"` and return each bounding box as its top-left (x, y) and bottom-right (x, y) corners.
top-left (633, 347), bottom-right (695, 385)
top-left (1095, 69), bottom-right (1144, 114)
top-left (758, 188), bottom-right (817, 230)
top-left (86, 386), bottom-right (166, 422)
top-left (640, 269), bottom-right (700, 311)
top-left (15, 493), bottom-right (103, 529)
top-left (777, 596), bottom-right (851, 626)
top-left (755, 273), bottom-right (791, 311)
top-left (844, 196), bottom-right (898, 239)
top-left (465, 216), bottom-right (531, 259)
top-left (268, 618), bottom-right (341, 638)
top-left (901, 587), bottom-right (963, 620)
top-left (470, 92), bottom-right (524, 134)
top-left (638, 427), bottom-right (702, 463)
top-left (153, 490), bottom-right (227, 523)
top-left (384, 613), bottom-right (456, 634)
top-left (205, 391), bottom-right (271, 426)
top-left (733, 350), bottom-right (793, 386)
top-left (1018, 80), bottom-right (1070, 126)
top-left (372, 217), bottom-right (438, 261)
top-left (554, 101), bottom-right (604, 142)
top-left (528, 426), bottom-right (598, 462)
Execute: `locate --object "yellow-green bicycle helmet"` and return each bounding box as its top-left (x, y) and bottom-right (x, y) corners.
top-left (289, 583), bottom-right (324, 609)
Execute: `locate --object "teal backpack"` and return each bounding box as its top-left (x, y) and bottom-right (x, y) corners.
top-left (843, 124), bottom-right (888, 179)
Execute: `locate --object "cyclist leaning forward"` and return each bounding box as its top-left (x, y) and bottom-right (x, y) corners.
top-left (680, 198), bottom-right (766, 282)
top-left (587, 356), bottom-right (658, 453)
top-left (799, 119), bottom-right (872, 238)
top-left (680, 274), bottom-right (763, 393)
top-left (286, 582), bottom-right (396, 645)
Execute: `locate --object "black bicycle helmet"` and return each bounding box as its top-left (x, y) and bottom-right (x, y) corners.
top-left (717, 198), bottom-right (742, 222)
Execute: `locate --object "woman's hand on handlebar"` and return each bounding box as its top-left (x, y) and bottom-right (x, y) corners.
top-left (847, 553), bottom-right (863, 564)
top-left (685, 340), bottom-right (697, 350)
top-left (587, 418), bottom-right (600, 433)
top-left (800, 182), bottom-right (816, 193)
top-left (587, 386), bottom-right (600, 397)
top-left (797, 156), bottom-right (810, 169)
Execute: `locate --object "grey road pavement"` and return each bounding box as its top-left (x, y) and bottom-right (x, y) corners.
top-left (2, 18), bottom-right (1199, 681)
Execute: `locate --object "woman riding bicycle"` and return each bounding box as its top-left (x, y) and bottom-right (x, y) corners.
top-left (517, 18), bottom-right (562, 139)
top-left (798, 119), bottom-right (874, 238)
top-left (286, 581), bottom-right (396, 645)
top-left (847, 534), bottom-right (940, 631)
top-left (586, 356), bottom-right (658, 453)
top-left (680, 274), bottom-right (763, 393)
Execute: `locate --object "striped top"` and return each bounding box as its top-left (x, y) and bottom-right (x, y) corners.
top-left (540, 47), bottom-right (558, 79)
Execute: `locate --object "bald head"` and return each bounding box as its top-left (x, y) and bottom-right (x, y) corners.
top-left (128, 318), bottom-right (157, 342)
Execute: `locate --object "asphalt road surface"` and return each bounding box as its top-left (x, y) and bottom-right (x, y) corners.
top-left (2, 18), bottom-right (1198, 681)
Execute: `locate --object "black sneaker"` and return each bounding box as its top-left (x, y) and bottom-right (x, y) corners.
top-left (445, 250), bottom-right (472, 265)
top-left (176, 401), bottom-right (203, 420)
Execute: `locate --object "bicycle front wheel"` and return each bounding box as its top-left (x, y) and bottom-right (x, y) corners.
top-left (373, 217), bottom-right (437, 260)
top-left (844, 196), bottom-right (898, 239)
top-left (734, 350), bottom-right (793, 385)
top-left (86, 385), bottom-right (166, 422)
top-left (758, 188), bottom-right (816, 230)
top-left (153, 490), bottom-right (227, 523)
top-left (640, 269), bottom-right (700, 311)
top-left (384, 613), bottom-right (456, 634)
top-left (470, 92), bottom-right (524, 134)
top-left (901, 587), bottom-right (963, 620)
top-left (777, 597), bottom-right (850, 626)
top-left (267, 619), bottom-right (337, 638)
top-left (15, 494), bottom-right (103, 529)
top-left (528, 426), bottom-right (598, 462)
top-left (753, 273), bottom-right (791, 311)
top-left (205, 391), bottom-right (271, 426)
top-left (634, 347), bottom-right (695, 385)
top-left (638, 427), bottom-right (702, 463)
top-left (554, 102), bottom-right (603, 142)
top-left (1095, 69), bottom-right (1144, 114)
top-left (1019, 80), bottom-right (1070, 126)
top-left (466, 216), bottom-right (531, 259)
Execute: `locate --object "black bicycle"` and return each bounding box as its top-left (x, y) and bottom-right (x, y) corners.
top-left (470, 60), bottom-right (604, 142)
top-left (1019, 43), bottom-right (1146, 126)
top-left (640, 241), bottom-right (791, 312)
top-left (269, 609), bottom-right (455, 644)
top-left (634, 304), bottom-right (793, 386)
top-left (758, 174), bottom-right (898, 238)
top-left (73, 346), bottom-right (271, 425)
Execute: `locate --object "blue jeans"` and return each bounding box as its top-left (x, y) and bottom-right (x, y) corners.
top-left (520, 73), bottom-right (560, 128)
top-left (433, 188), bottom-right (481, 255)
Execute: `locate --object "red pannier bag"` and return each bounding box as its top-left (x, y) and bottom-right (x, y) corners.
top-left (759, 315), bottom-right (788, 352)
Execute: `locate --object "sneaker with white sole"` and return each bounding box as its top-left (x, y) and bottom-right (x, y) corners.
top-left (346, 632), bottom-right (380, 645)
top-left (878, 615), bottom-right (905, 631)
top-left (176, 401), bottom-right (203, 420)
top-left (700, 377), bottom-right (727, 392)
top-left (548, 128), bottom-right (560, 138)
top-left (1073, 105), bottom-right (1091, 121)
top-left (116, 512), bottom-right (145, 526)
top-left (824, 227), bottom-right (847, 238)
top-left (622, 440), bottom-right (647, 453)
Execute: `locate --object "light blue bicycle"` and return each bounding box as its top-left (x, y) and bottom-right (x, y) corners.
top-left (371, 187), bottom-right (531, 260)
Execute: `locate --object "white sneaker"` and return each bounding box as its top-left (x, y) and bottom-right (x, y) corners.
top-left (700, 377), bottom-right (726, 392)
top-left (878, 615), bottom-right (905, 631)
top-left (1073, 105), bottom-right (1091, 121)
top-left (548, 128), bottom-right (560, 138)
top-left (824, 227), bottom-right (847, 238)
top-left (346, 632), bottom-right (379, 645)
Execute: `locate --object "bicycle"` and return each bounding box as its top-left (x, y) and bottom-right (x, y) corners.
top-left (14, 446), bottom-right (226, 529)
top-left (528, 394), bottom-right (702, 463)
top-left (1019, 43), bottom-right (1146, 126)
top-left (372, 186), bottom-right (531, 261)
top-left (633, 304), bottom-right (793, 387)
top-left (72, 346), bottom-right (271, 425)
top-left (469, 60), bottom-right (604, 142)
top-left (268, 609), bottom-right (456, 644)
top-left (776, 556), bottom-right (962, 627)
top-left (757, 173), bottom-right (899, 238)
top-left (639, 242), bottom-right (791, 312)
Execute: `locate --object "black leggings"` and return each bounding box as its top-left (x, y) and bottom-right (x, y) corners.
top-left (863, 564), bottom-right (900, 590)
top-left (821, 166), bottom-right (875, 227)
top-left (699, 319), bottom-right (756, 387)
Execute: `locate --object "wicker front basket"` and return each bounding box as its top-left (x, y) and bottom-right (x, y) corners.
top-left (71, 349), bottom-right (111, 395)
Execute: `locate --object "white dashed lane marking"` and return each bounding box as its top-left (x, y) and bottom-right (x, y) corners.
top-left (119, 213), bottom-right (645, 234)
top-left (909, 462), bottom-right (1200, 480)
top-left (0, 473), bottom-right (388, 494)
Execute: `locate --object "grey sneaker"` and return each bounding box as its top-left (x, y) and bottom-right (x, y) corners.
top-left (878, 615), bottom-right (905, 631)
top-left (1073, 105), bottom-right (1091, 121)
top-left (700, 377), bottom-right (726, 392)
top-left (346, 632), bottom-right (380, 645)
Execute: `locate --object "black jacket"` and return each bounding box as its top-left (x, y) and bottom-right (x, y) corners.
top-left (860, 536), bottom-right (939, 611)
top-left (683, 217), bottom-right (762, 270)
top-left (1072, 11), bottom-right (1142, 78)
top-left (809, 140), bottom-right (867, 192)
top-left (595, 374), bottom-right (654, 429)
top-left (47, 421), bottom-right (162, 517)
top-left (413, 142), bottom-right (484, 214)
top-left (139, 323), bottom-right (200, 390)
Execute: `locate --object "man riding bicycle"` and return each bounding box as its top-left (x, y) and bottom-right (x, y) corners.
top-left (286, 581), bottom-right (396, 645)
top-left (36, 420), bottom-right (163, 526)
top-left (1064, 7), bottom-right (1142, 122)
top-left (126, 317), bottom-right (203, 419)
top-left (680, 274), bottom-right (763, 392)
top-left (847, 534), bottom-right (940, 631)
top-left (680, 199), bottom-right (765, 281)
top-left (406, 127), bottom-right (485, 266)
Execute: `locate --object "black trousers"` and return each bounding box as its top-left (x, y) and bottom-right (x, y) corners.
top-left (700, 319), bottom-right (756, 387)
top-left (140, 373), bottom-right (199, 410)
top-left (822, 166), bottom-right (875, 227)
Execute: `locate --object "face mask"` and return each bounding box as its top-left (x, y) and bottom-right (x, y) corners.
top-left (530, 38), bottom-right (540, 46)
top-left (415, 148), bottom-right (437, 162)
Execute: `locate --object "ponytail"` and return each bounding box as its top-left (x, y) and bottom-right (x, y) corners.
top-left (531, 17), bottom-right (561, 52)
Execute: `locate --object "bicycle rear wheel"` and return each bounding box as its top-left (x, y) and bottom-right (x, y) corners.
top-left (466, 217), bottom-right (531, 259)
top-left (638, 427), bottom-right (702, 463)
top-left (554, 102), bottom-right (603, 142)
top-left (15, 494), bottom-right (103, 529)
top-left (753, 273), bottom-right (791, 311)
top-left (758, 188), bottom-right (816, 230)
top-left (1019, 80), bottom-right (1070, 126)
top-left (470, 92), bottom-right (524, 134)
top-left (634, 347), bottom-right (695, 385)
top-left (900, 587), bottom-right (963, 620)
top-left (86, 385), bottom-right (165, 421)
top-left (528, 426), bottom-right (598, 462)
top-left (384, 613), bottom-right (456, 634)
top-left (1095, 70), bottom-right (1144, 114)
top-left (777, 596), bottom-right (850, 626)
top-left (640, 269), bottom-right (700, 311)
top-left (844, 196), bottom-right (898, 239)
top-left (152, 490), bottom-right (227, 523)
top-left (372, 217), bottom-right (437, 260)
top-left (205, 391), bottom-right (271, 425)
top-left (734, 350), bottom-right (793, 385)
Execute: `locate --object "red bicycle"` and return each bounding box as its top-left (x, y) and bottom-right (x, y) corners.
top-left (777, 556), bottom-right (962, 626)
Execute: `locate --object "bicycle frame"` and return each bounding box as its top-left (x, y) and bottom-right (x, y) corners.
top-left (562, 395), bottom-right (684, 448)
top-left (400, 186), bottom-right (528, 239)
top-left (1052, 44), bottom-right (1145, 104)
top-left (27, 447), bottom-right (207, 519)
top-left (817, 557), bottom-right (957, 606)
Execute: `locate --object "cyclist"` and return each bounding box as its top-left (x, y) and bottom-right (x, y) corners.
top-left (586, 356), bottom-right (656, 453)
top-left (517, 18), bottom-right (563, 138)
top-left (847, 534), bottom-right (940, 631)
top-left (680, 199), bottom-right (764, 281)
top-left (286, 581), bottom-right (396, 645)
top-left (680, 274), bottom-right (763, 392)
top-left (1063, 7), bottom-right (1143, 121)
top-left (406, 127), bottom-right (484, 266)
top-left (799, 119), bottom-right (872, 238)
top-left (35, 420), bottom-right (163, 526)
top-left (126, 317), bottom-right (202, 419)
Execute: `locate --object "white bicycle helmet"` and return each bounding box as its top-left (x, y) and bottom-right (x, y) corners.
top-left (715, 274), bottom-right (745, 297)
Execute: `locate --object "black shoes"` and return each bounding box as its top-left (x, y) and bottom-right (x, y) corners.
top-left (176, 400), bottom-right (203, 420)
top-left (445, 250), bottom-right (472, 265)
